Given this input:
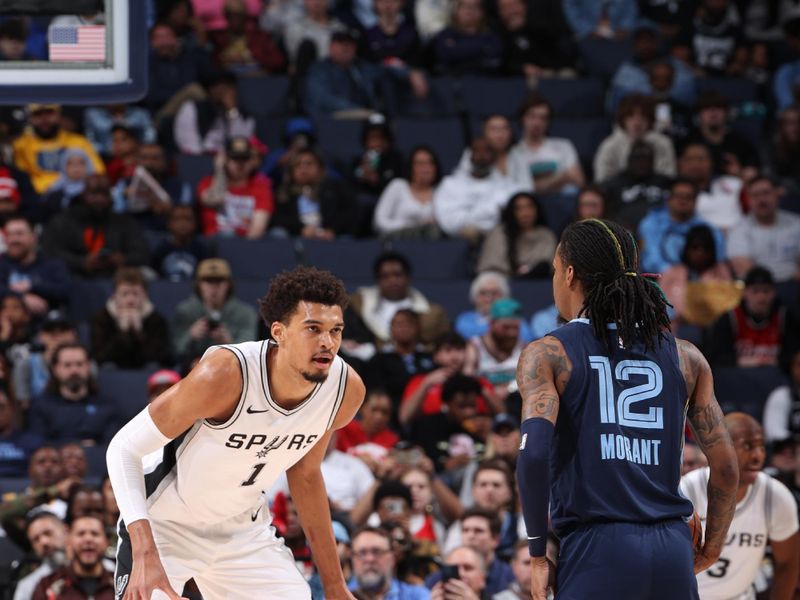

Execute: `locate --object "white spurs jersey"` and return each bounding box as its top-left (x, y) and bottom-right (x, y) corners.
top-left (680, 467), bottom-right (799, 600)
top-left (144, 340), bottom-right (349, 524)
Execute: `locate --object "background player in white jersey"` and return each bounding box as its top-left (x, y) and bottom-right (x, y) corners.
top-left (681, 413), bottom-right (800, 600)
top-left (106, 266), bottom-right (365, 600)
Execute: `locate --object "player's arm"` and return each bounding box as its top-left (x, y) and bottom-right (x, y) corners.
top-left (770, 533), bottom-right (800, 600)
top-left (678, 339), bottom-right (739, 573)
top-left (106, 350), bottom-right (242, 599)
top-left (515, 337), bottom-right (571, 600)
top-left (287, 367), bottom-right (365, 600)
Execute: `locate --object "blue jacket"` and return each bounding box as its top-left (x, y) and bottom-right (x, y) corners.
top-left (563, 0), bottom-right (638, 38)
top-left (637, 208), bottom-right (726, 274)
top-left (774, 60), bottom-right (800, 111)
top-left (0, 254), bottom-right (70, 309)
top-left (28, 392), bottom-right (120, 445)
top-left (305, 59), bottom-right (380, 118)
top-left (348, 577), bottom-right (430, 599)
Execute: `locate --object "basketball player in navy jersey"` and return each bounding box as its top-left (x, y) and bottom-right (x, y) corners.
top-left (515, 219), bottom-right (739, 599)
top-left (106, 267), bottom-right (364, 600)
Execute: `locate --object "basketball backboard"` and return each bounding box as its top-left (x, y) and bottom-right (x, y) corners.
top-left (0, 0), bottom-right (147, 104)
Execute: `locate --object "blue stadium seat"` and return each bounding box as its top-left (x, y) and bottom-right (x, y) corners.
top-left (300, 239), bottom-right (384, 280)
top-left (176, 154), bottom-right (214, 193)
top-left (316, 118), bottom-right (366, 168)
top-left (511, 280), bottom-right (555, 316)
top-left (576, 38), bottom-right (633, 80)
top-left (381, 76), bottom-right (459, 118)
top-left (781, 194), bottom-right (800, 215)
top-left (237, 75), bottom-right (291, 117)
top-left (538, 193), bottom-right (577, 237)
top-left (148, 281), bottom-right (193, 320)
top-left (388, 239), bottom-right (472, 280)
top-left (697, 78), bottom-right (758, 104)
top-left (216, 237), bottom-right (299, 280)
top-left (68, 279), bottom-right (113, 323)
top-left (460, 77), bottom-right (529, 119)
top-left (415, 280), bottom-right (473, 318)
top-left (394, 117), bottom-right (466, 174)
top-left (97, 368), bottom-right (154, 423)
top-left (549, 117), bottom-right (611, 173)
top-left (538, 78), bottom-right (607, 118)
top-left (712, 366), bottom-right (788, 418)
top-left (235, 279), bottom-right (270, 311)
top-left (0, 477), bottom-right (29, 495)
top-left (777, 280), bottom-right (798, 308)
top-left (256, 115), bottom-right (286, 154)
top-left (84, 444), bottom-right (109, 480)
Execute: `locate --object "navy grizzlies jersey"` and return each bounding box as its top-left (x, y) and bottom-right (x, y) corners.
top-left (547, 318), bottom-right (694, 535)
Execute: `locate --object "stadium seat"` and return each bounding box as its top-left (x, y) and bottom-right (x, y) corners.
top-left (237, 75), bottom-right (291, 117)
top-left (68, 279), bottom-right (113, 323)
top-left (538, 193), bottom-right (577, 237)
top-left (459, 77), bottom-right (529, 119)
top-left (549, 117), bottom-right (611, 174)
top-left (381, 76), bottom-right (459, 118)
top-left (256, 115), bottom-right (287, 154)
top-left (388, 239), bottom-right (472, 280)
top-left (0, 477), bottom-right (29, 495)
top-left (415, 280), bottom-right (473, 317)
top-left (538, 78), bottom-right (607, 118)
top-left (511, 280), bottom-right (555, 316)
top-left (97, 368), bottom-right (154, 423)
top-left (316, 118), bottom-right (366, 169)
top-left (697, 78), bottom-right (758, 104)
top-left (394, 117), bottom-right (467, 173)
top-left (216, 237), bottom-right (300, 280)
top-left (84, 444), bottom-right (109, 480)
top-left (712, 366), bottom-right (788, 418)
top-left (780, 193), bottom-right (800, 215)
top-left (777, 280), bottom-right (799, 308)
top-left (176, 154), bottom-right (214, 193)
top-left (576, 38), bottom-right (633, 80)
top-left (235, 279), bottom-right (271, 310)
top-left (148, 281), bottom-right (193, 320)
top-left (300, 239), bottom-right (384, 280)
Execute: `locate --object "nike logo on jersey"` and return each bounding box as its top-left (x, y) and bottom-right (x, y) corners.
top-left (251, 505), bottom-right (262, 522)
top-left (528, 536), bottom-right (541, 540)
top-left (246, 406), bottom-right (269, 414)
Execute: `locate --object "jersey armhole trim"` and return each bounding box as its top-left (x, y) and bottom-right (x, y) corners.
top-left (203, 345), bottom-right (248, 430)
top-left (325, 360), bottom-right (348, 431)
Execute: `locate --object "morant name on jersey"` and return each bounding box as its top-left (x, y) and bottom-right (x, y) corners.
top-left (600, 433), bottom-right (662, 465)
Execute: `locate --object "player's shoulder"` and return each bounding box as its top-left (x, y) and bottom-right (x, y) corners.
top-left (758, 472), bottom-right (798, 509)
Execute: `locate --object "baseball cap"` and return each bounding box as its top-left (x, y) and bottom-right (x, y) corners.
top-left (40, 311), bottom-right (73, 332)
top-left (744, 266), bottom-right (774, 287)
top-left (332, 521), bottom-right (350, 544)
top-left (0, 176), bottom-right (20, 206)
top-left (490, 298), bottom-right (523, 320)
top-left (27, 103), bottom-right (60, 114)
top-left (147, 370), bottom-right (181, 390)
top-left (225, 136), bottom-right (253, 160)
top-left (196, 259), bottom-right (232, 281)
top-left (331, 27), bottom-right (359, 43)
top-left (492, 413), bottom-right (519, 433)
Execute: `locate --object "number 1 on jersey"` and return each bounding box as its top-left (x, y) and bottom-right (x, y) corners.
top-left (242, 463), bottom-right (265, 486)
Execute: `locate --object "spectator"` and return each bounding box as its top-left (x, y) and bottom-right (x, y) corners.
top-left (345, 252), bottom-right (451, 352)
top-left (60, 444), bottom-right (87, 481)
top-left (27, 343), bottom-right (118, 446)
top-left (336, 388), bottom-right (399, 454)
top-left (677, 141), bottom-right (745, 232)
top-left (455, 273), bottom-right (533, 344)
top-left (365, 309), bottom-right (434, 404)
top-left (104, 125), bottom-right (140, 185)
top-left (575, 185), bottom-right (606, 220)
top-left (146, 369), bottom-right (182, 402)
top-left (465, 298), bottom-right (526, 398)
top-left (681, 441), bottom-right (708, 476)
top-left (0, 390), bottom-right (42, 477)
top-left (773, 18), bottom-right (800, 111)
top-left (0, 18), bottom-right (31, 60)
top-left (0, 294), bottom-right (32, 350)
top-left (764, 349), bottom-right (800, 443)
top-left (364, 0), bottom-right (424, 85)
top-left (660, 224), bottom-right (738, 328)
top-left (207, 0), bottom-right (285, 74)
top-left (151, 205), bottom-right (214, 281)
top-left (0, 446), bottom-right (73, 522)
top-left (89, 268), bottom-right (171, 368)
top-left (563, 0), bottom-right (638, 39)
top-left (673, 0), bottom-right (743, 75)
top-left (271, 149), bottom-right (356, 239)
top-left (430, 0), bottom-right (503, 75)
top-left (608, 25), bottom-right (695, 111)
top-left (261, 117), bottom-right (323, 187)
top-left (41, 174), bottom-right (150, 277)
top-left (433, 138), bottom-right (521, 240)
top-left (373, 146), bottom-right (441, 239)
top-left (456, 115), bottom-right (530, 188)
top-left (349, 526), bottom-right (430, 599)
top-left (145, 22), bottom-right (213, 113)
top-left (638, 177), bottom-right (726, 274)
top-left (769, 106), bottom-right (800, 194)
top-left (430, 546), bottom-right (487, 600)
top-left (431, 508), bottom-right (513, 596)
top-left (593, 94), bottom-right (676, 183)
top-left (602, 140), bottom-right (672, 230)
top-left (283, 0), bottom-right (344, 65)
top-left (197, 136), bottom-right (274, 239)
top-left (638, 0), bottom-right (697, 39)
top-left (84, 104), bottom-right (156, 158)
top-left (172, 258), bottom-right (258, 360)
top-left (304, 29), bottom-right (381, 118)
top-left (705, 266), bottom-right (799, 368)
top-left (476, 192), bottom-right (556, 278)
top-left (350, 119), bottom-right (404, 199)
top-left (408, 374), bottom-right (484, 472)
top-left (192, 0), bottom-right (262, 31)
top-left (492, 540), bottom-right (531, 600)
top-left (12, 104), bottom-right (104, 195)
top-left (31, 515), bottom-right (114, 600)
top-left (648, 61), bottom-right (694, 141)
top-left (0, 216), bottom-right (69, 316)
top-left (401, 467), bottom-right (453, 547)
top-left (508, 93), bottom-right (585, 195)
top-left (0, 158), bottom-right (37, 223)
top-left (40, 150), bottom-right (96, 224)
top-left (727, 176), bottom-right (800, 282)
top-left (173, 69), bottom-right (256, 155)
top-left (319, 434), bottom-right (377, 514)
top-left (12, 512), bottom-right (68, 600)
top-left (497, 0), bottom-right (575, 79)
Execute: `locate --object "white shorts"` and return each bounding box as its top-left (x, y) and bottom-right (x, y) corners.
top-left (115, 503), bottom-right (310, 600)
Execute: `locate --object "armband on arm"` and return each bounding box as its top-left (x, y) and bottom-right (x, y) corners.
top-left (516, 417), bottom-right (554, 557)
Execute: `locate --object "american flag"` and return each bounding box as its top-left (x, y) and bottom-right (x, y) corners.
top-left (49, 25), bottom-right (106, 62)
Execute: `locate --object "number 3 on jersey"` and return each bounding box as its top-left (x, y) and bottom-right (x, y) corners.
top-left (589, 357), bottom-right (664, 430)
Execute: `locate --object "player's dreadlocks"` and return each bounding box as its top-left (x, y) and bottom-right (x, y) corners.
top-left (558, 218), bottom-right (671, 352)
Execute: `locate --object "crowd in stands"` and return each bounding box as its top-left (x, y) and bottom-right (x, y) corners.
top-left (1, 0), bottom-right (800, 598)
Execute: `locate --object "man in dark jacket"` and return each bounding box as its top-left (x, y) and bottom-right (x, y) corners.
top-left (41, 174), bottom-right (149, 277)
top-left (0, 216), bottom-right (69, 317)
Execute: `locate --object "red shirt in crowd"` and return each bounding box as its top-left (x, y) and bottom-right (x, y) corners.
top-left (336, 420), bottom-right (399, 453)
top-left (400, 375), bottom-right (493, 417)
top-left (197, 173), bottom-right (274, 237)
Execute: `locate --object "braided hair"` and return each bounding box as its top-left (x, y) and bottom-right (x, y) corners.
top-left (559, 219), bottom-right (670, 352)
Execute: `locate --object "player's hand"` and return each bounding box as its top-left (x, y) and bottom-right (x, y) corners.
top-left (530, 556), bottom-right (553, 600)
top-left (124, 552), bottom-right (186, 600)
top-left (694, 544), bottom-right (722, 574)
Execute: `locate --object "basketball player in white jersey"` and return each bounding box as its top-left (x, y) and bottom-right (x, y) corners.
top-left (681, 413), bottom-right (800, 600)
top-left (106, 267), bottom-right (365, 600)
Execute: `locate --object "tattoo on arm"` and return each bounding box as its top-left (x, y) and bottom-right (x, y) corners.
top-left (516, 338), bottom-right (571, 422)
top-left (676, 338), bottom-right (700, 401)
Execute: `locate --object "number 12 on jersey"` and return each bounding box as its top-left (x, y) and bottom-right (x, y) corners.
top-left (589, 357), bottom-right (664, 430)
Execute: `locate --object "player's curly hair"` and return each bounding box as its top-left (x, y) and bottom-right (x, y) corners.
top-left (559, 219), bottom-right (671, 352)
top-left (259, 266), bottom-right (349, 333)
